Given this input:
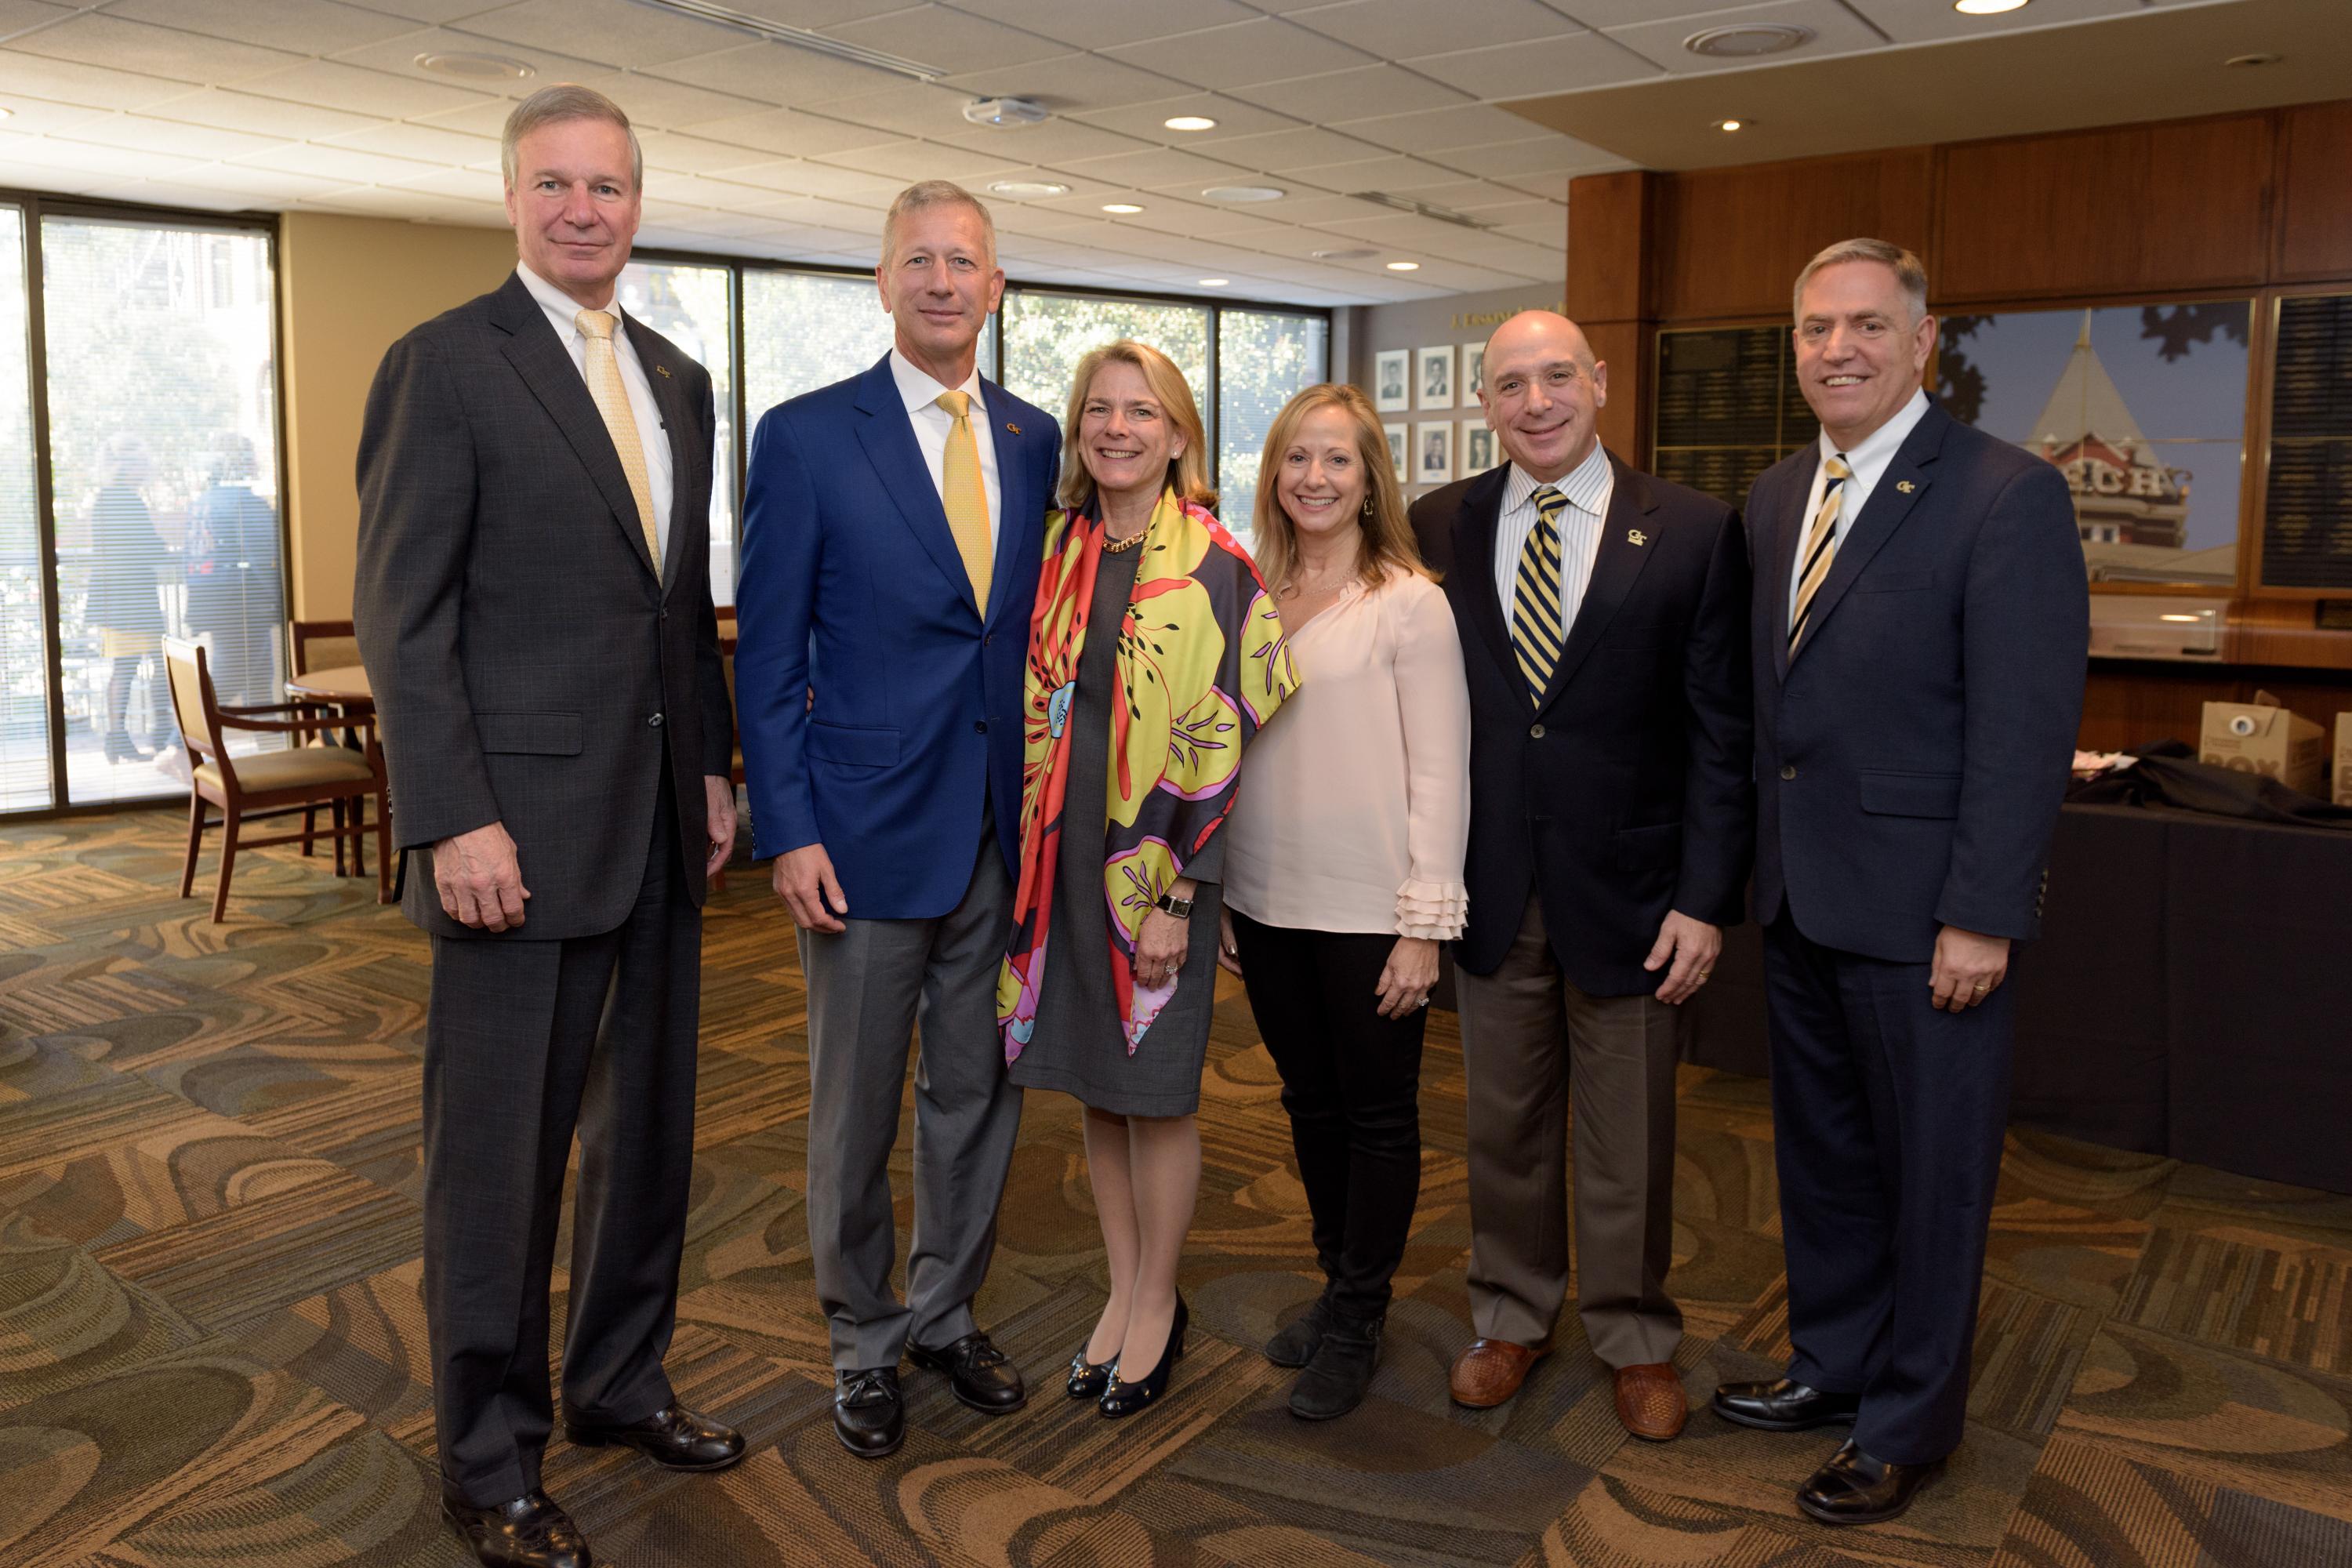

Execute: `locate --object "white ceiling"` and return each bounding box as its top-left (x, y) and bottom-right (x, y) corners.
top-left (0, 0), bottom-right (2245, 307)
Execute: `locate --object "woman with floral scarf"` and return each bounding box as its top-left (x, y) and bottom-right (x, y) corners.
top-left (997, 339), bottom-right (1296, 1421)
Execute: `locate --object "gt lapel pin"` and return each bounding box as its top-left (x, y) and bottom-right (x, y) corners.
top-left (1896, 479), bottom-right (1915, 493)
top-left (655, 364), bottom-right (671, 378)
top-left (1627, 528), bottom-right (1648, 546)
top-left (1006, 422), bottom-right (1022, 435)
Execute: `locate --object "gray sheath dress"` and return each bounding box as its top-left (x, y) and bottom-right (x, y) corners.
top-left (1007, 539), bottom-right (1225, 1117)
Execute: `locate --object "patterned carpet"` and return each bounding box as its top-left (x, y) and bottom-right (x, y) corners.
top-left (5, 810), bottom-right (2352, 1567)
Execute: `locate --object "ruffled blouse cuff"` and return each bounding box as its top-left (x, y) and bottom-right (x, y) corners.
top-left (1395, 877), bottom-right (1468, 941)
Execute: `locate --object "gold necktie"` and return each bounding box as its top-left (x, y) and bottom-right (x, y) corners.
top-left (934, 390), bottom-right (993, 607)
top-left (1789, 454), bottom-right (1851, 653)
top-left (575, 308), bottom-right (660, 579)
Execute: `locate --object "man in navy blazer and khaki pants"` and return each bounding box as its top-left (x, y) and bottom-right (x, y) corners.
top-left (1712, 239), bottom-right (2089, 1526)
top-left (735, 181), bottom-right (1058, 1460)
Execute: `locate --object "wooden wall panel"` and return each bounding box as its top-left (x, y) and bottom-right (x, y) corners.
top-left (1936, 114), bottom-right (2274, 302)
top-left (1584, 319), bottom-right (1649, 466)
top-left (2080, 663), bottom-right (2352, 754)
top-left (1650, 148), bottom-right (1932, 323)
top-left (2277, 100), bottom-right (2352, 282)
top-left (1565, 169), bottom-right (1651, 324)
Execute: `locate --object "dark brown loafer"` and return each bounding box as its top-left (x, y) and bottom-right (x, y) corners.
top-left (1613, 1362), bottom-right (1688, 1440)
top-left (1796, 1439), bottom-right (1944, 1525)
top-left (1448, 1338), bottom-right (1546, 1408)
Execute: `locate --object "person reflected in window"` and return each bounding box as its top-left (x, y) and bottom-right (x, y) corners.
top-left (86, 433), bottom-right (166, 764)
top-left (999, 339), bottom-right (1295, 1422)
top-left (1221, 383), bottom-right (1469, 1421)
top-left (186, 433), bottom-right (281, 709)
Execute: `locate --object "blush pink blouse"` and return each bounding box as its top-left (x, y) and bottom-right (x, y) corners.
top-left (1225, 564), bottom-right (1471, 940)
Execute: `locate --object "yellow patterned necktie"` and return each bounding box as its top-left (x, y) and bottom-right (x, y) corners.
top-left (575, 308), bottom-right (660, 580)
top-left (1789, 454), bottom-right (1852, 653)
top-left (1510, 485), bottom-right (1569, 703)
top-left (934, 390), bottom-right (993, 607)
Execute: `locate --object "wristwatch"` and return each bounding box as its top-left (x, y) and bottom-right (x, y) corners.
top-left (1153, 890), bottom-right (1194, 920)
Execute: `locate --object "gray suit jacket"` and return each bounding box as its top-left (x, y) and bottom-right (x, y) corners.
top-left (354, 270), bottom-right (733, 942)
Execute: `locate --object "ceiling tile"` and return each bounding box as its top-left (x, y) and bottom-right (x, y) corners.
top-left (144, 85), bottom-right (386, 140)
top-left (445, 0), bottom-right (743, 69)
top-left (325, 120), bottom-right (503, 167)
top-left (385, 164), bottom-right (506, 201)
top-left (1288, 0), bottom-right (1581, 59)
top-left (1850, 0), bottom-right (2144, 45)
top-left (52, 113), bottom-right (289, 162)
top-left (635, 128), bottom-right (775, 175)
top-left (105, 0), bottom-right (417, 56)
top-left (1061, 145), bottom-right (1257, 191)
top-left (574, 71), bottom-right (774, 132)
top-left (936, 119), bottom-right (1159, 166)
top-left (666, 106), bottom-right (907, 158)
top-left (934, 0), bottom-right (1256, 51)
top-left (169, 160), bottom-right (363, 198)
top-left (233, 141), bottom-right (444, 183)
top-left (1406, 27), bottom-right (1657, 99)
top-left (815, 139), bottom-right (1027, 182)
top-left (935, 50), bottom-right (1191, 107)
top-left (1330, 101), bottom-right (1563, 153)
top-left (1185, 125), bottom-right (1392, 172)
top-left (238, 58), bottom-right (502, 118)
top-left (1430, 134), bottom-right (1625, 180)
top-left (1287, 152), bottom-right (1467, 194)
top-left (717, 161), bottom-right (909, 201)
top-left (1376, 173), bottom-right (1548, 211)
top-left (0, 129), bottom-right (205, 178)
top-left (822, 5), bottom-right (1067, 74)
top-left (651, 42), bottom-right (903, 107)
top-left (9, 13), bottom-right (303, 85)
top-left (1603, 0), bottom-right (1886, 75)
top-left (1245, 64), bottom-right (1471, 123)
top-left (328, 25), bottom-right (608, 93)
top-left (1065, 92), bottom-right (1303, 143)
top-left (1102, 16), bottom-right (1376, 91)
top-left (333, 0), bottom-right (509, 22)
top-left (0, 50), bottom-right (201, 111)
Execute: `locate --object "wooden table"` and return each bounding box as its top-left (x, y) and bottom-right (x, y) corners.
top-left (283, 665), bottom-right (391, 900)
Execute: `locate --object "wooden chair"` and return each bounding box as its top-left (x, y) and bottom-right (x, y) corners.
top-left (289, 618), bottom-right (359, 677)
top-left (164, 637), bottom-right (390, 921)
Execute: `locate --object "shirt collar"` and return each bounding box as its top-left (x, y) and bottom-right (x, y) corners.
top-left (1819, 387), bottom-right (1929, 472)
top-left (1503, 438), bottom-right (1612, 517)
top-left (891, 347), bottom-right (985, 416)
top-left (516, 261), bottom-right (625, 342)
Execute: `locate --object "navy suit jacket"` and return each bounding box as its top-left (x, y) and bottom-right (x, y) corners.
top-left (1412, 456), bottom-right (1754, 994)
top-left (735, 354), bottom-right (1059, 920)
top-left (1745, 401), bottom-right (2089, 964)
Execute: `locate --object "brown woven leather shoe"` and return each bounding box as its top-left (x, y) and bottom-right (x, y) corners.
top-left (1613, 1362), bottom-right (1688, 1440)
top-left (1448, 1338), bottom-right (1546, 1408)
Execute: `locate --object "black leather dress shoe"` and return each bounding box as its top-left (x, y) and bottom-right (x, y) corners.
top-left (908, 1330), bottom-right (1027, 1413)
top-left (441, 1489), bottom-right (591, 1568)
top-left (834, 1366), bottom-right (905, 1457)
top-left (1711, 1377), bottom-right (1861, 1432)
top-left (564, 1400), bottom-right (745, 1472)
top-left (1797, 1440), bottom-right (1943, 1525)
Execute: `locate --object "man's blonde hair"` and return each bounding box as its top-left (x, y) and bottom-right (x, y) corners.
top-left (1792, 238), bottom-right (1929, 325)
top-left (880, 180), bottom-right (997, 271)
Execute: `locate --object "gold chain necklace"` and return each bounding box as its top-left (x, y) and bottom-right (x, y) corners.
top-left (1102, 526), bottom-right (1147, 554)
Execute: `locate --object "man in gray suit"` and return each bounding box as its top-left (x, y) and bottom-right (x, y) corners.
top-left (356, 85), bottom-right (739, 1568)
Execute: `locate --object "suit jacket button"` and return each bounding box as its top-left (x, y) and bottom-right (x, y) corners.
top-left (975, 720), bottom-right (988, 734)
top-left (1780, 764), bottom-right (1796, 780)
top-left (649, 713), bottom-right (665, 728)
top-left (1529, 723), bottom-right (1545, 739)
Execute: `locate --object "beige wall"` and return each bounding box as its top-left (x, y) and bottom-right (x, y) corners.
top-left (278, 213), bottom-right (514, 620)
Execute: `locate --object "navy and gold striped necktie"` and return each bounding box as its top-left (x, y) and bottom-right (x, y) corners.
top-left (1511, 485), bottom-right (1569, 702)
top-left (1789, 454), bottom-right (1851, 653)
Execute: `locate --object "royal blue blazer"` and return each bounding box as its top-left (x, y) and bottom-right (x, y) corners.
top-left (735, 354), bottom-right (1060, 920)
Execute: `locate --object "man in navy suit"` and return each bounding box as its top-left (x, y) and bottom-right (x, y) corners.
top-left (735, 181), bottom-right (1058, 1458)
top-left (1711, 240), bottom-right (2088, 1525)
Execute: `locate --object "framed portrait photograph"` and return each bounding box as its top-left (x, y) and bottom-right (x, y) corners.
top-left (1374, 349), bottom-right (1410, 412)
top-left (1461, 419), bottom-right (1497, 475)
top-left (1417, 344), bottom-right (1454, 409)
top-left (1462, 340), bottom-right (1486, 401)
top-left (1413, 420), bottom-right (1453, 485)
top-left (1383, 422), bottom-right (1409, 484)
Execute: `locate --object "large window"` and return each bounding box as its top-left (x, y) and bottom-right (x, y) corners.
top-left (0, 208), bottom-right (42, 811)
top-left (42, 216), bottom-right (284, 808)
top-left (1218, 310), bottom-right (1332, 528)
top-left (619, 258), bottom-right (737, 604)
top-left (742, 269), bottom-right (896, 430)
top-left (1002, 292), bottom-right (1211, 450)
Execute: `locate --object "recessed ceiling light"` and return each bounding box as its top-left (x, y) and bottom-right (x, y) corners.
top-left (1953, 0), bottom-right (2028, 13)
top-left (1714, 118), bottom-right (1745, 132)
top-left (1101, 201), bottom-right (1144, 214)
top-left (2159, 612), bottom-right (2207, 622)
top-left (2225, 51), bottom-right (2282, 67)
top-left (1385, 260), bottom-right (1420, 271)
top-left (1684, 23), bottom-right (1812, 56)
top-left (1199, 278), bottom-right (1229, 287)
top-left (1201, 184), bottom-right (1284, 202)
top-left (415, 50), bottom-right (535, 80)
top-left (1164, 115), bottom-right (1217, 132)
top-left (986, 179), bottom-right (1069, 198)
top-left (964, 96), bottom-right (1050, 127)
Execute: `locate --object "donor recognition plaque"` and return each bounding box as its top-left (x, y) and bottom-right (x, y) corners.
top-left (1652, 325), bottom-right (1817, 510)
top-left (2261, 292), bottom-right (2352, 591)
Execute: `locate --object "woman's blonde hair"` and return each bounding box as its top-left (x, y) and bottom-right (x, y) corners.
top-left (1250, 382), bottom-right (1428, 593)
top-left (1057, 339), bottom-right (1215, 514)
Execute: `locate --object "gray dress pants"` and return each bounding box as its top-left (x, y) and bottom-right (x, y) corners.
top-left (799, 829), bottom-right (1023, 1371)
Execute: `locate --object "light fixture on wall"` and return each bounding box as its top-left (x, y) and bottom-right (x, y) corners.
top-left (1953, 0), bottom-right (2029, 14)
top-left (1385, 260), bottom-right (1420, 271)
top-left (1713, 118), bottom-right (1746, 132)
top-left (1684, 23), bottom-right (1811, 57)
top-left (986, 179), bottom-right (1069, 198)
top-left (1102, 201), bottom-right (1144, 214)
top-left (1164, 115), bottom-right (1217, 132)
top-left (415, 50), bottom-right (535, 80)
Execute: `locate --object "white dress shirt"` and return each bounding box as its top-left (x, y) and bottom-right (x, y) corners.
top-left (1786, 387), bottom-right (1930, 629)
top-left (515, 261), bottom-right (673, 564)
top-left (890, 347), bottom-right (1003, 550)
top-left (1492, 438), bottom-right (1614, 630)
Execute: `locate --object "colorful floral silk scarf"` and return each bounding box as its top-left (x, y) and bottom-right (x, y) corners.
top-left (998, 489), bottom-right (1297, 1062)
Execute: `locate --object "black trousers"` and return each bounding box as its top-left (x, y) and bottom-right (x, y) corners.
top-left (1763, 908), bottom-right (2015, 1466)
top-left (1231, 913), bottom-right (1426, 1319)
top-left (421, 779), bottom-right (702, 1505)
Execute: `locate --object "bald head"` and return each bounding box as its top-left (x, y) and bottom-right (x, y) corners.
top-left (1478, 310), bottom-right (1607, 482)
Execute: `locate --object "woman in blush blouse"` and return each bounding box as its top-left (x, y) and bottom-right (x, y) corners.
top-left (1220, 383), bottom-right (1471, 1421)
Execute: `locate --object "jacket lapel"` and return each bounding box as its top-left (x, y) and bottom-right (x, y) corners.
top-left (980, 379), bottom-right (1032, 628)
top-left (1791, 405), bottom-right (1947, 662)
top-left (851, 354), bottom-right (980, 616)
top-left (1450, 465), bottom-right (1515, 684)
top-left (1769, 448), bottom-right (1819, 684)
top-left (1537, 456), bottom-right (1660, 714)
top-left (491, 274), bottom-right (660, 583)
top-left (622, 313), bottom-right (696, 595)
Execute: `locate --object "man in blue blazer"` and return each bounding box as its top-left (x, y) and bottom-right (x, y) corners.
top-left (735, 182), bottom-right (1058, 1459)
top-left (1711, 240), bottom-right (2088, 1525)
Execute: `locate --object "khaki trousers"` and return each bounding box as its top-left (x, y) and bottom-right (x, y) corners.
top-left (1455, 894), bottom-right (1682, 1367)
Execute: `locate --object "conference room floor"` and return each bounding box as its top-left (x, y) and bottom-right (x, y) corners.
top-left (4, 810), bottom-right (2350, 1567)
